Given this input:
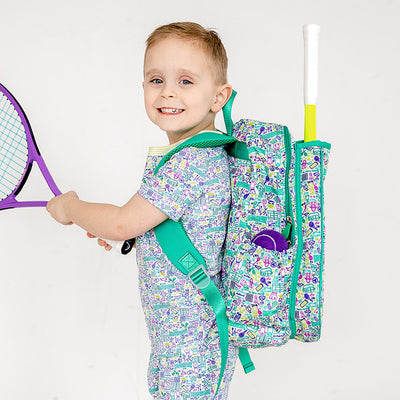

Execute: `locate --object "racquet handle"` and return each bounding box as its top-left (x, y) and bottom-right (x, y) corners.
top-left (103, 238), bottom-right (135, 255)
top-left (303, 24), bottom-right (320, 142)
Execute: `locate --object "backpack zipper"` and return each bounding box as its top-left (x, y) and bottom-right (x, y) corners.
top-left (283, 127), bottom-right (294, 245)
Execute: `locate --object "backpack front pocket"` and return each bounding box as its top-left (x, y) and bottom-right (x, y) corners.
top-left (225, 241), bottom-right (296, 347)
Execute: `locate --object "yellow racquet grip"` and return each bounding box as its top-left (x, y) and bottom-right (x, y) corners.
top-left (304, 104), bottom-right (316, 142)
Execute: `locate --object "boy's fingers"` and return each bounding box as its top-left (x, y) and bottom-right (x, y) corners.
top-left (87, 233), bottom-right (112, 252)
top-left (96, 239), bottom-right (112, 251)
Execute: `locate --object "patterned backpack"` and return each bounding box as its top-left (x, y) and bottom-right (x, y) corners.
top-left (153, 90), bottom-right (331, 395)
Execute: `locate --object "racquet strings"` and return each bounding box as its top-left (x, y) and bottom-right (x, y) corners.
top-left (0, 92), bottom-right (29, 201)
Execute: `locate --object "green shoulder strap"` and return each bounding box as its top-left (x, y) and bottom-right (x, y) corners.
top-left (222, 90), bottom-right (250, 160)
top-left (154, 131), bottom-right (236, 175)
top-left (154, 220), bottom-right (255, 398)
top-left (154, 220), bottom-right (230, 396)
top-left (223, 89), bottom-right (236, 136)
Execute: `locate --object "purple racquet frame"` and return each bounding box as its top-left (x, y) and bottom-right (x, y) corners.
top-left (0, 83), bottom-right (61, 210)
top-left (0, 83), bottom-right (134, 254)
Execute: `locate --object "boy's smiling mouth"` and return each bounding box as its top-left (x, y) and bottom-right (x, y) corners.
top-left (158, 107), bottom-right (184, 115)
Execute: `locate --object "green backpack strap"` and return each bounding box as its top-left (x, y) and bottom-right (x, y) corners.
top-left (154, 219), bottom-right (230, 397)
top-left (222, 92), bottom-right (253, 372)
top-left (154, 131), bottom-right (236, 175)
top-left (223, 89), bottom-right (236, 136)
top-left (154, 220), bottom-right (255, 398)
top-left (239, 347), bottom-right (255, 373)
top-left (222, 90), bottom-right (250, 160)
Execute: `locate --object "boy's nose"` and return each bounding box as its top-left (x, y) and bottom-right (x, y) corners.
top-left (161, 83), bottom-right (176, 98)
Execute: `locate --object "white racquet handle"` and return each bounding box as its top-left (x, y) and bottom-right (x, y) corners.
top-left (104, 239), bottom-right (123, 252)
top-left (303, 24), bottom-right (320, 105)
top-left (101, 238), bottom-right (135, 255)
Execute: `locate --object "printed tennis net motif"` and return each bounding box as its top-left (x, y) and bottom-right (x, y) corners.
top-left (0, 93), bottom-right (28, 200)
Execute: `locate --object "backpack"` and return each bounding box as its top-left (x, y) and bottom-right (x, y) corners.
top-left (151, 90), bottom-right (331, 396)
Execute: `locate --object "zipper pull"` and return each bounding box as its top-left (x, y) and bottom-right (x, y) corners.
top-left (282, 216), bottom-right (293, 246)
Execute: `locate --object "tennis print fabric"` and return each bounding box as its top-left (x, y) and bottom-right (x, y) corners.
top-left (290, 141), bottom-right (330, 342)
top-left (222, 119), bottom-right (331, 348)
top-left (136, 146), bottom-right (238, 399)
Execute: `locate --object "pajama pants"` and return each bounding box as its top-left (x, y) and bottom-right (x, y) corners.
top-left (138, 247), bottom-right (237, 399)
top-left (147, 324), bottom-right (238, 399)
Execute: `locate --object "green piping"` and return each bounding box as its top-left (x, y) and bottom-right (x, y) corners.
top-left (296, 140), bottom-right (331, 150)
top-left (289, 143), bottom-right (304, 338)
top-left (317, 147), bottom-right (325, 339)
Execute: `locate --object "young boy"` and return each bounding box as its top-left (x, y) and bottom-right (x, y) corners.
top-left (46, 22), bottom-right (238, 399)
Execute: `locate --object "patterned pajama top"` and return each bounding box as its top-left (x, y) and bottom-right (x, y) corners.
top-left (136, 133), bottom-right (238, 399)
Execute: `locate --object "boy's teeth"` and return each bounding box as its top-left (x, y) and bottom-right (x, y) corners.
top-left (160, 108), bottom-right (183, 114)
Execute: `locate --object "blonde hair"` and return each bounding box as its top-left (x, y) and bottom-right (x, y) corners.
top-left (145, 22), bottom-right (228, 84)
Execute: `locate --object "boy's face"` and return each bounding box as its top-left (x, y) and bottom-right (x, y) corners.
top-left (143, 37), bottom-right (230, 143)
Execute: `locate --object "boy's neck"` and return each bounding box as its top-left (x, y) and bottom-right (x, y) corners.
top-left (166, 120), bottom-right (217, 144)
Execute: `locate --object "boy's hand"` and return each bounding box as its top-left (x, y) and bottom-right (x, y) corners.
top-left (87, 232), bottom-right (112, 251)
top-left (46, 191), bottom-right (79, 225)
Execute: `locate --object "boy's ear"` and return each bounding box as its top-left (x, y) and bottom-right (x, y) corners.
top-left (211, 84), bottom-right (233, 112)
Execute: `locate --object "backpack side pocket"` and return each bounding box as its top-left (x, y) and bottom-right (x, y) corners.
top-left (289, 141), bottom-right (331, 342)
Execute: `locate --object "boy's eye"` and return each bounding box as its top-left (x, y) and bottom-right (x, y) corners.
top-left (180, 79), bottom-right (192, 85)
top-left (150, 78), bottom-right (163, 84)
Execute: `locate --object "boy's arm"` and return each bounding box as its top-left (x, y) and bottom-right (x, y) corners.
top-left (46, 191), bottom-right (168, 241)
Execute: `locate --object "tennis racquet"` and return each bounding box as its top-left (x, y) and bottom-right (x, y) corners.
top-left (303, 24), bottom-right (320, 142)
top-left (0, 82), bottom-right (134, 254)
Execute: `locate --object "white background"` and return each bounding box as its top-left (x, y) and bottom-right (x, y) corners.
top-left (1, 0), bottom-right (399, 399)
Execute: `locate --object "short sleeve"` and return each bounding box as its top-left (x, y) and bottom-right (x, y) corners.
top-left (138, 147), bottom-right (208, 221)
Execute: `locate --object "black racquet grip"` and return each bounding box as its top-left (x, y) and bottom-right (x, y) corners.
top-left (121, 238), bottom-right (136, 255)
